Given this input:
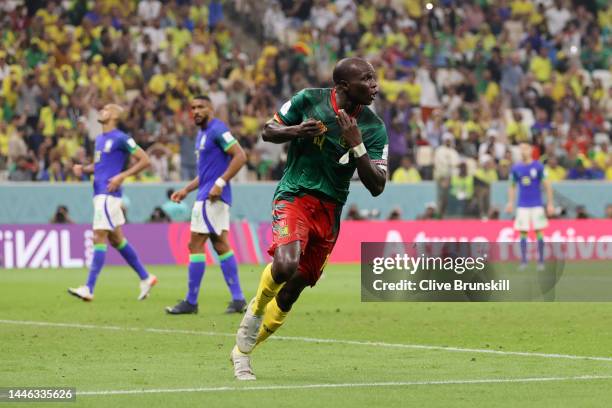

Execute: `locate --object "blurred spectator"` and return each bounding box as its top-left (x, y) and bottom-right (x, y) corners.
top-left (566, 159), bottom-right (604, 180)
top-left (149, 206), bottom-right (170, 223)
top-left (434, 133), bottom-right (460, 216)
top-left (606, 204), bottom-right (612, 219)
top-left (417, 202), bottom-right (439, 220)
top-left (544, 155), bottom-right (567, 182)
top-left (8, 155), bottom-right (36, 181)
top-left (474, 156), bottom-right (498, 218)
top-left (50, 205), bottom-right (74, 224)
top-left (449, 162), bottom-right (475, 216)
top-left (387, 207), bottom-right (402, 221)
top-left (391, 156), bottom-right (421, 183)
top-left (161, 188), bottom-right (190, 222)
top-left (575, 205), bottom-right (589, 219)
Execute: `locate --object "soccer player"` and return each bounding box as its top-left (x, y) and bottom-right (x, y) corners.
top-left (68, 104), bottom-right (157, 301)
top-left (165, 95), bottom-right (248, 315)
top-left (231, 58), bottom-right (388, 380)
top-left (505, 142), bottom-right (555, 270)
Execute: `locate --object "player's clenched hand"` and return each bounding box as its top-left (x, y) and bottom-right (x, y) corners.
top-left (73, 164), bottom-right (83, 178)
top-left (107, 174), bottom-right (125, 192)
top-left (171, 188), bottom-right (188, 203)
top-left (336, 109), bottom-right (362, 147)
top-left (208, 184), bottom-right (222, 202)
top-left (295, 118), bottom-right (325, 138)
top-left (505, 202), bottom-right (513, 214)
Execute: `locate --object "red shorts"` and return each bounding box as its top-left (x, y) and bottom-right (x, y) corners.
top-left (267, 194), bottom-right (341, 286)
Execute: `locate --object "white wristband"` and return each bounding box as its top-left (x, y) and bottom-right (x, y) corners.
top-left (351, 143), bottom-right (367, 158)
top-left (215, 178), bottom-right (227, 188)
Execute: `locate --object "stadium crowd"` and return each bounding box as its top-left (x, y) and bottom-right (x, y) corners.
top-left (0, 1), bottom-right (610, 208)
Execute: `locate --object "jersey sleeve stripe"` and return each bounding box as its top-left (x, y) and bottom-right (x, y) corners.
top-left (274, 113), bottom-right (286, 125)
top-left (223, 139), bottom-right (237, 152)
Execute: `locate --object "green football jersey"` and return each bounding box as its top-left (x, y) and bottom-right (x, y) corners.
top-left (273, 88), bottom-right (388, 204)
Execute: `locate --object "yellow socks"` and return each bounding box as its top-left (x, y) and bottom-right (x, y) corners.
top-left (252, 263), bottom-right (283, 315)
top-left (256, 297), bottom-right (288, 346)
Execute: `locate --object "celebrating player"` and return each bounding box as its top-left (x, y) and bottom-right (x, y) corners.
top-left (68, 104), bottom-right (157, 301)
top-left (165, 95), bottom-right (248, 315)
top-left (231, 58), bottom-right (388, 380)
top-left (505, 142), bottom-right (555, 270)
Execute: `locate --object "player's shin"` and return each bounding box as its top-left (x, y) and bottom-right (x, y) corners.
top-left (252, 263), bottom-right (283, 315)
top-left (255, 297), bottom-right (288, 346)
top-left (520, 231), bottom-right (528, 264)
top-left (219, 250), bottom-right (244, 301)
top-left (86, 243), bottom-right (107, 293)
top-left (116, 239), bottom-right (149, 280)
top-left (186, 253), bottom-right (206, 305)
top-left (536, 231), bottom-right (545, 264)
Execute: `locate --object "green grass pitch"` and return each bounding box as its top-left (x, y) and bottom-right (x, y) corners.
top-left (1, 264), bottom-right (612, 407)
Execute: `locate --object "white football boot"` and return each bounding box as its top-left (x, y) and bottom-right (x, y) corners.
top-left (68, 285), bottom-right (93, 301)
top-left (138, 275), bottom-right (158, 300)
top-left (230, 346), bottom-right (256, 380)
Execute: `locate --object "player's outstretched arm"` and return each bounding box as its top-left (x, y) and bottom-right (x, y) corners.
top-left (107, 147), bottom-right (150, 192)
top-left (208, 143), bottom-right (247, 202)
top-left (543, 179), bottom-right (555, 216)
top-left (262, 118), bottom-right (324, 144)
top-left (172, 176), bottom-right (199, 202)
top-left (505, 183), bottom-right (516, 214)
top-left (337, 110), bottom-right (386, 196)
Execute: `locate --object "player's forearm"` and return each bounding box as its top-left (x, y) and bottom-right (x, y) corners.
top-left (220, 149), bottom-right (247, 183)
top-left (544, 180), bottom-right (553, 204)
top-left (507, 185), bottom-right (515, 205)
top-left (262, 121), bottom-right (300, 144)
top-left (121, 151), bottom-right (150, 179)
top-left (183, 177), bottom-right (199, 194)
top-left (356, 156), bottom-right (386, 197)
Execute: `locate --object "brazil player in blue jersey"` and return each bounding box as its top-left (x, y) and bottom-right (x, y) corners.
top-left (505, 142), bottom-right (555, 270)
top-left (68, 104), bottom-right (158, 301)
top-left (165, 95), bottom-right (248, 315)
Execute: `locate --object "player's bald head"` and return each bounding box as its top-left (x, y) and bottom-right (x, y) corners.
top-left (98, 103), bottom-right (125, 125)
top-left (105, 104), bottom-right (125, 120)
top-left (332, 58), bottom-right (373, 85)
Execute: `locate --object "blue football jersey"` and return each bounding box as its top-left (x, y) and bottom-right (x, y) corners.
top-left (511, 161), bottom-right (545, 208)
top-left (93, 129), bottom-right (138, 197)
top-left (195, 118), bottom-right (237, 205)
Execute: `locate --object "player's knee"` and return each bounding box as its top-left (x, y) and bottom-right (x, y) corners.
top-left (212, 241), bottom-right (229, 254)
top-left (272, 258), bottom-right (299, 283)
top-left (188, 239), bottom-right (204, 253)
top-left (108, 235), bottom-right (122, 247)
top-left (93, 230), bottom-right (108, 244)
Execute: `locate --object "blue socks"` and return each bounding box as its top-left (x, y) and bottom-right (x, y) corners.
top-left (117, 239), bottom-right (149, 280)
top-left (520, 232), bottom-right (528, 264)
top-left (536, 231), bottom-right (545, 264)
top-left (86, 244), bottom-right (107, 293)
top-left (219, 251), bottom-right (244, 301)
top-left (186, 253), bottom-right (206, 305)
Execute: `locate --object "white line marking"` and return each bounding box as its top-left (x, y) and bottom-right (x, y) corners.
top-left (2, 319), bottom-right (612, 363)
top-left (78, 375), bottom-right (612, 396)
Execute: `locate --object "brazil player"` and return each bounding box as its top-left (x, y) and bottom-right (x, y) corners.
top-left (68, 104), bottom-right (157, 301)
top-left (231, 58), bottom-right (388, 380)
top-left (505, 142), bottom-right (554, 270)
top-left (165, 95), bottom-right (248, 315)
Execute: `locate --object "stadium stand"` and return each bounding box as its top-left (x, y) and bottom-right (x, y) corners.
top-left (0, 0), bottom-right (610, 189)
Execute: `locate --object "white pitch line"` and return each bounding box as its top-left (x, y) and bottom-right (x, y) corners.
top-left (78, 375), bottom-right (612, 396)
top-left (2, 319), bottom-right (612, 363)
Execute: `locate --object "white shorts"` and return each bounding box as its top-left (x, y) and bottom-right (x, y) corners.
top-left (191, 200), bottom-right (230, 235)
top-left (93, 195), bottom-right (125, 231)
top-left (514, 206), bottom-right (548, 232)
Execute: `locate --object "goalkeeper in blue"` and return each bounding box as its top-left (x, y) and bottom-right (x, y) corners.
top-left (505, 142), bottom-right (555, 271)
top-left (68, 104), bottom-right (157, 301)
top-left (165, 95), bottom-right (248, 315)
